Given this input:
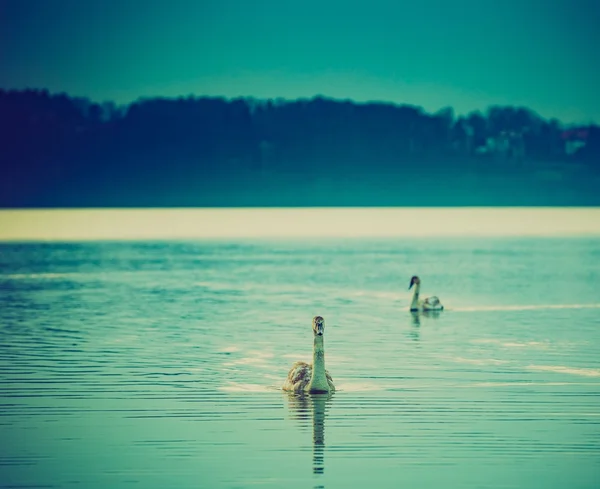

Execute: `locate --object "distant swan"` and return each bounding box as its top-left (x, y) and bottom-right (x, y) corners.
top-left (409, 275), bottom-right (444, 312)
top-left (283, 316), bottom-right (335, 394)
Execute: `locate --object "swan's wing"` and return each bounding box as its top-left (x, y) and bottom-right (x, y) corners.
top-left (325, 369), bottom-right (336, 392)
top-left (283, 361), bottom-right (312, 392)
top-left (325, 369), bottom-right (334, 383)
top-left (425, 296), bottom-right (440, 306)
top-left (288, 361), bottom-right (311, 383)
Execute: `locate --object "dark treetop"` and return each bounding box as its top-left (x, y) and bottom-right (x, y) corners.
top-left (1, 89), bottom-right (598, 207)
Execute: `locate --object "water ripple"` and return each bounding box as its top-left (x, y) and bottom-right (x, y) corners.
top-left (1, 238), bottom-right (599, 489)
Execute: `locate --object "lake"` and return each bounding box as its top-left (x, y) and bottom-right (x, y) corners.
top-left (0, 209), bottom-right (599, 488)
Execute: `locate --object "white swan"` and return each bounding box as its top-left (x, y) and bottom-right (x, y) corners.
top-left (283, 316), bottom-right (335, 394)
top-left (409, 275), bottom-right (444, 312)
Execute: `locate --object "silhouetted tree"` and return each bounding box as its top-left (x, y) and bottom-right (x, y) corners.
top-left (0, 88), bottom-right (597, 207)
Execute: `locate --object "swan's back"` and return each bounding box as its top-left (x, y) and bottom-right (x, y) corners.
top-left (283, 361), bottom-right (335, 393)
top-left (423, 295), bottom-right (443, 310)
top-left (283, 361), bottom-right (312, 392)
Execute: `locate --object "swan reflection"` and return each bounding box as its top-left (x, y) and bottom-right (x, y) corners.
top-left (409, 310), bottom-right (442, 340)
top-left (411, 309), bottom-right (442, 326)
top-left (287, 392), bottom-right (332, 477)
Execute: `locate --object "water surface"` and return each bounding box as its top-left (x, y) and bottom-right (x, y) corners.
top-left (1, 237), bottom-right (599, 488)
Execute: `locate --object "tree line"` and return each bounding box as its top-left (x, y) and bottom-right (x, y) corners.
top-left (1, 88), bottom-right (598, 206)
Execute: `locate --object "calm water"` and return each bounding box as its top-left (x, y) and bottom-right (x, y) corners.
top-left (1, 237), bottom-right (600, 488)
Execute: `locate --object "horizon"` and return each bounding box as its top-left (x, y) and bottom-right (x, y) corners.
top-left (1, 0), bottom-right (598, 124)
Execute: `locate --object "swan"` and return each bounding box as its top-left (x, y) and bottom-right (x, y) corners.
top-left (283, 316), bottom-right (335, 394)
top-left (409, 275), bottom-right (444, 312)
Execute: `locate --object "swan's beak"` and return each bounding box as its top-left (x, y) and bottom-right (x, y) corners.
top-left (408, 281), bottom-right (414, 290)
top-left (315, 324), bottom-right (324, 336)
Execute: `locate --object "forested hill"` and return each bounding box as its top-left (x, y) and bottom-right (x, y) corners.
top-left (1, 89), bottom-right (599, 207)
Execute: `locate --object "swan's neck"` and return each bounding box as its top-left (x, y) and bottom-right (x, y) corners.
top-left (410, 282), bottom-right (421, 311)
top-left (308, 336), bottom-right (329, 393)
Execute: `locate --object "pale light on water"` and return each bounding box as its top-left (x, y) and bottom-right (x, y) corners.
top-left (1, 209), bottom-right (599, 488)
top-left (1, 207), bottom-right (600, 240)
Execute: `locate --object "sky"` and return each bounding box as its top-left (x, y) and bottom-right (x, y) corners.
top-left (0, 0), bottom-right (599, 123)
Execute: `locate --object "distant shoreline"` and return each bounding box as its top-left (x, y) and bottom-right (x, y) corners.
top-left (1, 90), bottom-right (598, 208)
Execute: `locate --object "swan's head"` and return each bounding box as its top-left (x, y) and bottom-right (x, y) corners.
top-left (312, 316), bottom-right (325, 336)
top-left (409, 275), bottom-right (421, 289)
